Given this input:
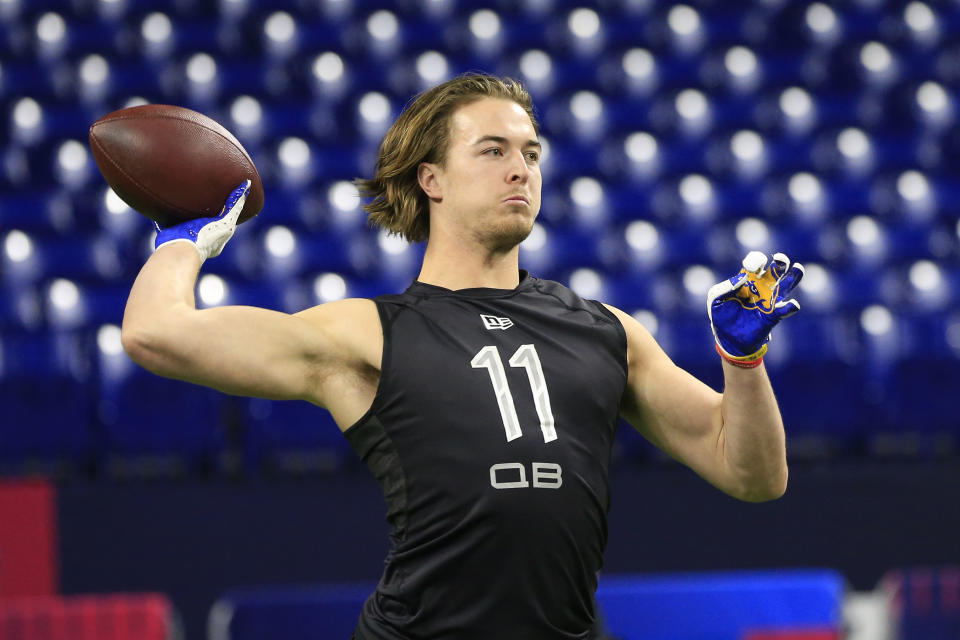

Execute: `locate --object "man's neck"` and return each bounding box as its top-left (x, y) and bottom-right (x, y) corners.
top-left (417, 236), bottom-right (522, 291)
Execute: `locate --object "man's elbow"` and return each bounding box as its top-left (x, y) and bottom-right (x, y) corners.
top-left (737, 466), bottom-right (788, 503)
top-left (740, 467), bottom-right (788, 502)
top-left (121, 324), bottom-right (156, 367)
top-left (121, 323), bottom-right (179, 376)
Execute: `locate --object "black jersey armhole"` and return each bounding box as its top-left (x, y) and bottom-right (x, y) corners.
top-left (588, 300), bottom-right (629, 381)
top-left (341, 298), bottom-right (410, 540)
top-left (342, 298), bottom-right (394, 436)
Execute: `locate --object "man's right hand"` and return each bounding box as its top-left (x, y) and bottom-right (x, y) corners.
top-left (154, 180), bottom-right (250, 262)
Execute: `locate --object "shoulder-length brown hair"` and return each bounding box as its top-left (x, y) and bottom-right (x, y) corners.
top-left (355, 73), bottom-right (540, 244)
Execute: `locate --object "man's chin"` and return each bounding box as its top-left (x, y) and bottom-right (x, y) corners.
top-left (484, 217), bottom-right (535, 252)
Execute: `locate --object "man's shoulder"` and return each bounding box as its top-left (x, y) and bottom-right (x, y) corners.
top-left (524, 276), bottom-right (616, 318)
top-left (296, 297), bottom-right (379, 322)
top-left (293, 298), bottom-right (382, 362)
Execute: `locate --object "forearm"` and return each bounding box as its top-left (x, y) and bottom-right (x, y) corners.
top-left (717, 360), bottom-right (788, 502)
top-left (121, 243), bottom-right (203, 370)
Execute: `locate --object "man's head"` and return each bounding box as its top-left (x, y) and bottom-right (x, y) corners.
top-left (356, 73), bottom-right (541, 246)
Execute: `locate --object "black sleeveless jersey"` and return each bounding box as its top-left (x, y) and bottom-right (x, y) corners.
top-left (344, 271), bottom-right (628, 640)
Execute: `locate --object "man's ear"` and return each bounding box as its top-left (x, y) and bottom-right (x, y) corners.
top-left (418, 162), bottom-right (443, 201)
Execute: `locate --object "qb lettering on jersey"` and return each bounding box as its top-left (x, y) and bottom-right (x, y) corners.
top-left (481, 314), bottom-right (514, 330)
top-left (489, 462), bottom-right (563, 489)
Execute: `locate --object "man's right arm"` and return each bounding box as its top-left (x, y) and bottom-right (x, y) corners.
top-left (121, 241), bottom-right (380, 414)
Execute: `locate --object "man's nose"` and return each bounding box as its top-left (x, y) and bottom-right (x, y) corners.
top-left (508, 150), bottom-right (530, 183)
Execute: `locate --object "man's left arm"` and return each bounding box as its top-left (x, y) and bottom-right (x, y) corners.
top-left (605, 251), bottom-right (803, 503)
top-left (714, 358), bottom-right (788, 501)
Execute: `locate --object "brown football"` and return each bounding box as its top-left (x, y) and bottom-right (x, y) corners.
top-left (88, 104), bottom-right (264, 226)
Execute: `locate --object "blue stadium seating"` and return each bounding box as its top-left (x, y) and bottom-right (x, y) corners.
top-left (0, 331), bottom-right (93, 472)
top-left (95, 361), bottom-right (229, 474)
top-left (241, 397), bottom-right (351, 474)
top-left (0, 1), bottom-right (958, 474)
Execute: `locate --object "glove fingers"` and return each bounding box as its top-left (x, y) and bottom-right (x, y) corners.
top-left (742, 250), bottom-right (768, 274)
top-left (707, 272), bottom-right (748, 304)
top-left (220, 180), bottom-right (252, 220)
top-left (728, 271), bottom-right (749, 295)
top-left (773, 298), bottom-right (800, 320)
top-left (777, 262), bottom-right (805, 295)
top-left (769, 252), bottom-right (789, 279)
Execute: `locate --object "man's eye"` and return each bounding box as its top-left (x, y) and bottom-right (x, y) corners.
top-left (484, 148), bottom-right (503, 156)
top-left (526, 152), bottom-right (540, 162)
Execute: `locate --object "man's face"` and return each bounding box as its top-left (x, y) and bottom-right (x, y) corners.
top-left (427, 98), bottom-right (543, 250)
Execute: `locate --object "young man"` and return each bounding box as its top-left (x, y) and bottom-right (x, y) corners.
top-left (122, 73), bottom-right (802, 639)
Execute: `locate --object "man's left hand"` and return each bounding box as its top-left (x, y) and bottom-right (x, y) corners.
top-left (707, 251), bottom-right (804, 364)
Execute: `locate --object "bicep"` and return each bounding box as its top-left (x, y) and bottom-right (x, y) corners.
top-left (605, 305), bottom-right (732, 490)
top-left (123, 298), bottom-right (380, 404)
top-left (125, 303), bottom-right (330, 401)
top-left (621, 348), bottom-right (723, 461)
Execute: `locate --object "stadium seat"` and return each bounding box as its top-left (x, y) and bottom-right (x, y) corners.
top-left (0, 593), bottom-right (176, 640)
top-left (884, 314), bottom-right (960, 455)
top-left (96, 362), bottom-right (229, 476)
top-left (241, 398), bottom-right (352, 474)
top-left (0, 331), bottom-right (92, 473)
top-left (0, 286), bottom-right (42, 331)
top-left (766, 313), bottom-right (868, 455)
top-left (0, 0), bottom-right (958, 476)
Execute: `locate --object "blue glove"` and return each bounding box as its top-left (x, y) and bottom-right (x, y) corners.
top-left (707, 251), bottom-right (804, 365)
top-left (154, 180), bottom-right (250, 262)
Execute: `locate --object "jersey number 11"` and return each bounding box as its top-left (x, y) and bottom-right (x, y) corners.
top-left (471, 344), bottom-right (557, 443)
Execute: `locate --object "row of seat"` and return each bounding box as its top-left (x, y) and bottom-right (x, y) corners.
top-left (0, 594), bottom-right (174, 640)
top-left (5, 126), bottom-right (958, 187)
top-left (2, 87), bottom-right (954, 156)
top-left (8, 3), bottom-right (958, 58)
top-left (2, 218), bottom-right (956, 270)
top-left (2, 259), bottom-right (960, 328)
top-left (2, 45), bottom-right (954, 105)
top-left (1, 315), bottom-right (958, 477)
top-left (2, 175), bottom-right (957, 237)
top-left (0, 1), bottom-right (957, 477)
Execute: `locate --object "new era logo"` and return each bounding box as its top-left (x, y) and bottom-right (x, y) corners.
top-left (481, 314), bottom-right (514, 330)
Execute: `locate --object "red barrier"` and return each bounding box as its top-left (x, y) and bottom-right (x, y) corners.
top-left (0, 594), bottom-right (174, 640)
top-left (0, 480), bottom-right (58, 597)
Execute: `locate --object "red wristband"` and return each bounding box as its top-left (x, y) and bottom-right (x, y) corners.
top-left (715, 343), bottom-right (764, 368)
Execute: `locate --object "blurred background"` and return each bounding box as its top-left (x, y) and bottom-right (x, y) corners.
top-left (0, 0), bottom-right (959, 638)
